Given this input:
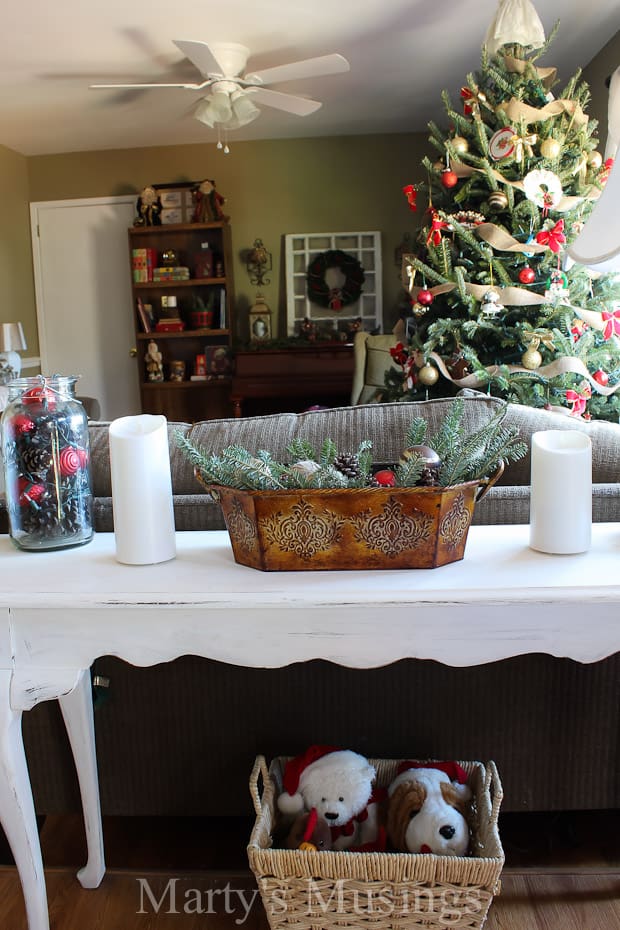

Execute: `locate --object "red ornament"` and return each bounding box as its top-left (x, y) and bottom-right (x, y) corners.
top-left (374, 469), bottom-right (396, 487)
top-left (441, 169), bottom-right (458, 189)
top-left (417, 288), bottom-right (434, 306)
top-left (59, 446), bottom-right (82, 477)
top-left (10, 414), bottom-right (36, 437)
top-left (22, 385), bottom-right (56, 410)
top-left (518, 266), bottom-right (536, 285)
top-left (402, 184), bottom-right (417, 212)
top-left (17, 478), bottom-right (46, 506)
top-left (593, 369), bottom-right (609, 386)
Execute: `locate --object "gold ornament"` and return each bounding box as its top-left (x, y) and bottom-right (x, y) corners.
top-left (488, 190), bottom-right (509, 210)
top-left (418, 364), bottom-right (439, 386)
top-left (588, 150), bottom-right (603, 170)
top-left (540, 137), bottom-right (562, 159)
top-left (452, 136), bottom-right (469, 155)
top-left (521, 348), bottom-right (542, 370)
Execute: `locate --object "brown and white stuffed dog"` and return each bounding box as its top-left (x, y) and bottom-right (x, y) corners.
top-left (387, 761), bottom-right (472, 856)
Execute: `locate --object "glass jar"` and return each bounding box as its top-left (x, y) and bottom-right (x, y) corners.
top-left (1, 376), bottom-right (94, 551)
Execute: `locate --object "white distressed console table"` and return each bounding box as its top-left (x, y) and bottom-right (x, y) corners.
top-left (1, 525), bottom-right (619, 930)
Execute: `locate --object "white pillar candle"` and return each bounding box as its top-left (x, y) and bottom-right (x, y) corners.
top-left (529, 429), bottom-right (592, 554)
top-left (108, 414), bottom-right (176, 565)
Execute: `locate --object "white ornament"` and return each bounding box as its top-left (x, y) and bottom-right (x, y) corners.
top-left (523, 169), bottom-right (563, 211)
top-left (489, 126), bottom-right (516, 161)
top-left (484, 0), bottom-right (546, 56)
top-left (480, 290), bottom-right (505, 319)
top-left (289, 459), bottom-right (321, 479)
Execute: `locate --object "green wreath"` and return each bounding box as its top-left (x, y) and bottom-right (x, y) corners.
top-left (306, 249), bottom-right (365, 310)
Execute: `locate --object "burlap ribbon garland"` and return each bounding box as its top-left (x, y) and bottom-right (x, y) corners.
top-left (408, 279), bottom-right (548, 306)
top-left (427, 350), bottom-right (619, 396)
top-left (500, 96), bottom-right (588, 129)
top-left (475, 222), bottom-right (548, 254)
top-left (451, 160), bottom-right (600, 212)
top-left (503, 56), bottom-right (557, 90)
top-left (395, 291), bottom-right (619, 397)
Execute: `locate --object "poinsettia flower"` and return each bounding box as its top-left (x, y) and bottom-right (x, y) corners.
top-left (601, 308), bottom-right (620, 340)
top-left (535, 219), bottom-right (566, 253)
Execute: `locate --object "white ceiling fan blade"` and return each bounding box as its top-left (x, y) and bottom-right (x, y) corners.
top-left (174, 40), bottom-right (250, 79)
top-left (173, 39), bottom-right (226, 77)
top-left (248, 87), bottom-right (321, 116)
top-left (90, 81), bottom-right (207, 90)
top-left (246, 53), bottom-right (349, 86)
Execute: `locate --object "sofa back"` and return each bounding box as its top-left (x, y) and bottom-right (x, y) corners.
top-left (82, 395), bottom-right (620, 532)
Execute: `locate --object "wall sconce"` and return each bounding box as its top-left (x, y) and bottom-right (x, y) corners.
top-left (0, 322), bottom-right (27, 383)
top-left (244, 238), bottom-right (272, 288)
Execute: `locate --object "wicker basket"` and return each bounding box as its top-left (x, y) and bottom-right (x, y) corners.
top-left (248, 755), bottom-right (504, 930)
top-left (198, 463), bottom-right (503, 571)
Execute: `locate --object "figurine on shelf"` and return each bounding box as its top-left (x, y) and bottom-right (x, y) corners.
top-left (134, 186), bottom-right (162, 227)
top-left (191, 179), bottom-right (228, 224)
top-left (301, 317), bottom-right (317, 342)
top-left (145, 340), bottom-right (164, 382)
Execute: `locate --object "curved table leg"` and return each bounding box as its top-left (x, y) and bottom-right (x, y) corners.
top-left (58, 668), bottom-right (106, 889)
top-left (0, 669), bottom-right (50, 930)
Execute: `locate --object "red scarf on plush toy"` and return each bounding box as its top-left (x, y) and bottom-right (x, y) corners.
top-left (329, 786), bottom-right (387, 851)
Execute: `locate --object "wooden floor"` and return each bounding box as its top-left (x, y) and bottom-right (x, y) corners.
top-left (0, 811), bottom-right (618, 929)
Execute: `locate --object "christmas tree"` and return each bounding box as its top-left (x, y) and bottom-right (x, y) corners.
top-left (387, 0), bottom-right (620, 421)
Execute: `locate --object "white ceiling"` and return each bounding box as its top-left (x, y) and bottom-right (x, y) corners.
top-left (2, 0), bottom-right (618, 157)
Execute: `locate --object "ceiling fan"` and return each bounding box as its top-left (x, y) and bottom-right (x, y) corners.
top-left (90, 40), bottom-right (350, 131)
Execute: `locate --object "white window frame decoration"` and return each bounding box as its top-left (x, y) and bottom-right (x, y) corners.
top-left (285, 231), bottom-right (382, 337)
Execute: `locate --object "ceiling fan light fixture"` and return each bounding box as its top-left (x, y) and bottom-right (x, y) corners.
top-left (209, 89), bottom-right (233, 123)
top-left (230, 89), bottom-right (260, 127)
top-left (194, 96), bottom-right (217, 127)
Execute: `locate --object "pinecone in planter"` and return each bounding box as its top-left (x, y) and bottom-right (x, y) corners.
top-left (333, 452), bottom-right (360, 479)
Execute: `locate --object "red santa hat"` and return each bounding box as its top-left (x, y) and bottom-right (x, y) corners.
top-left (396, 760), bottom-right (469, 785)
top-left (278, 745), bottom-right (339, 815)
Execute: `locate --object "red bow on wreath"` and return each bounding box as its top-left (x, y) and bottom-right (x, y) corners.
top-left (535, 219), bottom-right (566, 254)
top-left (402, 184), bottom-right (417, 212)
top-left (329, 288), bottom-right (343, 310)
top-left (427, 212), bottom-right (449, 247)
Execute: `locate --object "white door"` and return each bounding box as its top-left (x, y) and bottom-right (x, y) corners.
top-left (31, 196), bottom-right (141, 421)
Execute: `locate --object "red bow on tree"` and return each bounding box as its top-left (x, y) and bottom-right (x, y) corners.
top-left (390, 342), bottom-right (409, 366)
top-left (601, 307), bottom-right (620, 340)
top-left (535, 219), bottom-right (566, 253)
top-left (402, 184), bottom-right (417, 212)
top-left (427, 212), bottom-right (449, 246)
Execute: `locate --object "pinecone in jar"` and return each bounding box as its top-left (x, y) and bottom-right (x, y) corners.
top-left (333, 452), bottom-right (360, 479)
top-left (21, 494), bottom-right (63, 537)
top-left (19, 444), bottom-right (53, 477)
top-left (400, 445), bottom-right (442, 486)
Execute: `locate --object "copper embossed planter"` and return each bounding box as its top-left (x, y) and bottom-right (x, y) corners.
top-left (199, 467), bottom-right (501, 571)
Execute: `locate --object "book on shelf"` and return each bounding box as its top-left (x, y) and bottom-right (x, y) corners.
top-left (136, 297), bottom-right (153, 333)
top-left (132, 248), bottom-right (157, 283)
top-left (219, 288), bottom-right (227, 329)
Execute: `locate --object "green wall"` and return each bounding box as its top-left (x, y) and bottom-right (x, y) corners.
top-left (26, 133), bottom-right (426, 340)
top-left (0, 145), bottom-right (38, 354)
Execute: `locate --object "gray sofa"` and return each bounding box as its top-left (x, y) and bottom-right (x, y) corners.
top-left (7, 395), bottom-right (620, 816)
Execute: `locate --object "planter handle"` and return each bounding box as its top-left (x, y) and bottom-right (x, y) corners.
top-left (475, 460), bottom-right (504, 503)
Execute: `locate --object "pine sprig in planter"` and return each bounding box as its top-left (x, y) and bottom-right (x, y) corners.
top-left (177, 399), bottom-right (527, 492)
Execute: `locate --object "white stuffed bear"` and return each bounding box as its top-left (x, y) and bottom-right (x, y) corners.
top-left (278, 745), bottom-right (385, 851)
top-left (387, 761), bottom-right (472, 856)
